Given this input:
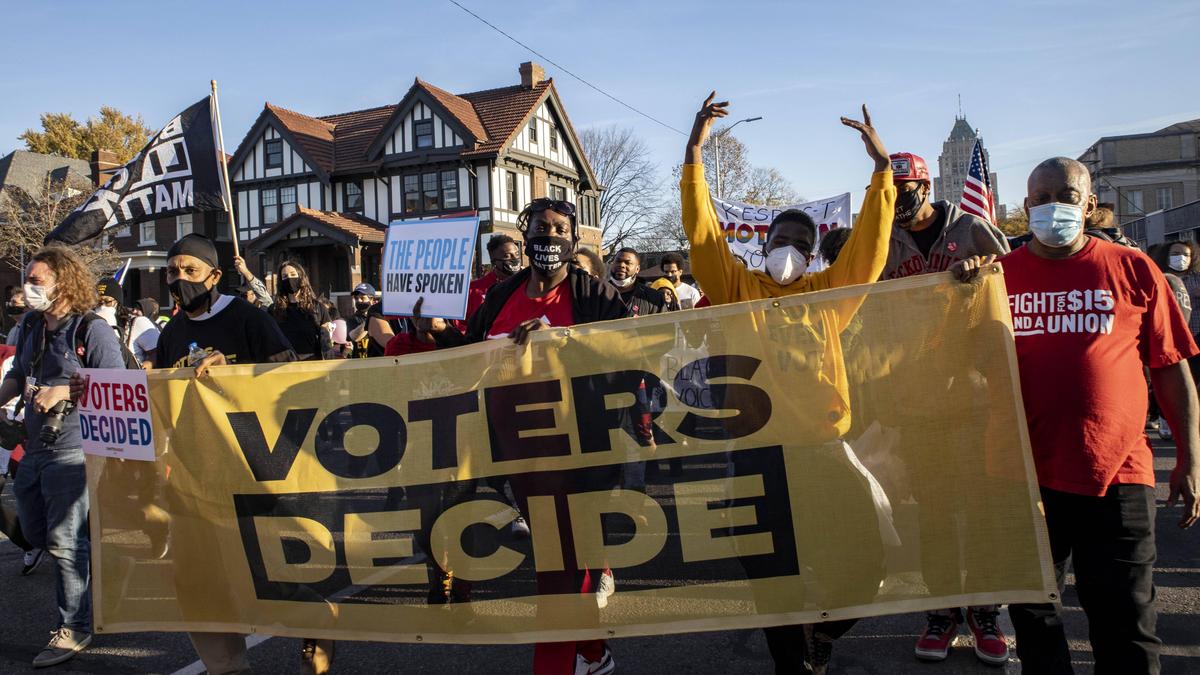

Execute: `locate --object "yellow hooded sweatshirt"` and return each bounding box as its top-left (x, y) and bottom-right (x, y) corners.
top-left (678, 164), bottom-right (896, 441)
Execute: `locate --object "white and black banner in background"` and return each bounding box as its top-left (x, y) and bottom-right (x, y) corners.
top-left (47, 97), bottom-right (227, 245)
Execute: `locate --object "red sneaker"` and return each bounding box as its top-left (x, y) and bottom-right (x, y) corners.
top-left (914, 611), bottom-right (960, 661)
top-left (967, 606), bottom-right (1009, 666)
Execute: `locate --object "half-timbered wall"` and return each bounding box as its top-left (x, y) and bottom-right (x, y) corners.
top-left (232, 126), bottom-right (314, 181)
top-left (509, 102), bottom-right (572, 169)
top-left (382, 101), bottom-right (464, 156)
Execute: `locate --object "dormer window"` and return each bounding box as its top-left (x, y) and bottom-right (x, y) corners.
top-left (414, 120), bottom-right (434, 149)
top-left (265, 139), bottom-right (283, 169)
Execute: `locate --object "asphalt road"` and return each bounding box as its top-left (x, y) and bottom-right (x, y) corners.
top-left (0, 440), bottom-right (1195, 674)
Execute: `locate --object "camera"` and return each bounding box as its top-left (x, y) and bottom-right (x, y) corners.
top-left (39, 400), bottom-right (75, 444)
top-left (0, 416), bottom-right (26, 449)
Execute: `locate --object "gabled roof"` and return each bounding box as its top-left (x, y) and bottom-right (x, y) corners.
top-left (460, 81), bottom-right (553, 157)
top-left (231, 68), bottom-right (597, 188)
top-left (319, 104), bottom-right (396, 174)
top-left (0, 150), bottom-right (92, 193)
top-left (247, 206), bottom-right (386, 251)
top-left (415, 78), bottom-right (488, 141)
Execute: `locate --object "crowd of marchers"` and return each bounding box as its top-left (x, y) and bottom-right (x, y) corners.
top-left (0, 92), bottom-right (1195, 675)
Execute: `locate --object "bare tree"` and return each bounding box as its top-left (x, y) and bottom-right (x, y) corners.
top-left (702, 127), bottom-right (751, 200)
top-left (0, 175), bottom-right (121, 276)
top-left (743, 167), bottom-right (798, 206)
top-left (995, 204), bottom-right (1028, 237)
top-left (580, 126), bottom-right (661, 251)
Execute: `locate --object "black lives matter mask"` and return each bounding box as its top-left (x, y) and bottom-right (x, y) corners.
top-left (526, 235), bottom-right (573, 274)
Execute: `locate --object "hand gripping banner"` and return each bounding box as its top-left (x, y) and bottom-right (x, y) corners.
top-left (88, 267), bottom-right (1055, 643)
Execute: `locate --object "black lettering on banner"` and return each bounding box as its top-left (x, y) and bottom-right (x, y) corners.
top-left (485, 380), bottom-right (571, 463)
top-left (228, 409), bottom-right (319, 481)
top-left (407, 391), bottom-right (480, 470)
top-left (315, 403), bottom-right (407, 479)
top-left (674, 355), bottom-right (772, 440)
top-left (571, 370), bottom-right (675, 452)
top-left (232, 446), bottom-right (797, 605)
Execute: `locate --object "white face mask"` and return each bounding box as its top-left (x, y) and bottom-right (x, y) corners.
top-left (608, 273), bottom-right (634, 289)
top-left (96, 305), bottom-right (118, 327)
top-left (1169, 254), bottom-right (1190, 272)
top-left (765, 245), bottom-right (808, 285)
top-left (22, 283), bottom-right (55, 312)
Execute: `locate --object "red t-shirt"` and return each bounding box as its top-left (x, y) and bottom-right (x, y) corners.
top-left (486, 281), bottom-right (574, 339)
top-left (1002, 238), bottom-right (1199, 496)
top-left (467, 270), bottom-right (499, 320)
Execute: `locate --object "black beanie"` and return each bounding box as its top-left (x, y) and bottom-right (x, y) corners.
top-left (167, 234), bottom-right (219, 269)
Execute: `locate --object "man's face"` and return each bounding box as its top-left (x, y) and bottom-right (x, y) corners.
top-left (527, 209), bottom-right (573, 238)
top-left (661, 262), bottom-right (682, 285)
top-left (764, 221), bottom-right (816, 259)
top-left (99, 295), bottom-right (118, 309)
top-left (490, 242), bottom-right (520, 268)
top-left (25, 261), bottom-right (55, 288)
top-left (353, 293), bottom-right (375, 309)
top-left (166, 254), bottom-right (219, 288)
top-left (1024, 167), bottom-right (1096, 220)
top-left (610, 252), bottom-right (640, 280)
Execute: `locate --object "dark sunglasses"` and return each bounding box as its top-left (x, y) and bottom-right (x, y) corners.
top-left (529, 198), bottom-right (576, 217)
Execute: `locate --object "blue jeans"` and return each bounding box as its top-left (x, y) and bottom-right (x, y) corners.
top-left (14, 447), bottom-right (91, 632)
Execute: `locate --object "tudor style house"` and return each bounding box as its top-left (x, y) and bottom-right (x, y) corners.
top-left (225, 62), bottom-right (602, 302)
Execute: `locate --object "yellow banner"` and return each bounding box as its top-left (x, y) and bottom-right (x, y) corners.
top-left (89, 268), bottom-right (1055, 643)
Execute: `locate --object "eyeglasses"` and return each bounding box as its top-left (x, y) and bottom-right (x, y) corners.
top-left (529, 198), bottom-right (576, 217)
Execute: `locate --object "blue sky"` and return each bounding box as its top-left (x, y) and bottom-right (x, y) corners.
top-left (2, 0), bottom-right (1197, 211)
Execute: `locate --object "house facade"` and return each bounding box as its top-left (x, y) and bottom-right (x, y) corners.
top-left (224, 61), bottom-right (602, 304)
top-left (1078, 119), bottom-right (1200, 225)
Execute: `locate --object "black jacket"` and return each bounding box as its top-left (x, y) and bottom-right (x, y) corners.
top-left (616, 280), bottom-right (668, 318)
top-left (435, 266), bottom-right (630, 347)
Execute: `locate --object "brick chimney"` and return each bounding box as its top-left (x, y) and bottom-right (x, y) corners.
top-left (519, 62), bottom-right (545, 89)
top-left (90, 149), bottom-right (120, 185)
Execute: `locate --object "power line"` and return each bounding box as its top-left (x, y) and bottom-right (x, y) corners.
top-left (446, 0), bottom-right (687, 136)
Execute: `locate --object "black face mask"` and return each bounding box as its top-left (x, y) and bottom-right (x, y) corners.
top-left (5, 305), bottom-right (23, 316)
top-left (895, 187), bottom-right (927, 225)
top-left (354, 301), bottom-right (372, 313)
top-left (169, 274), bottom-right (217, 313)
top-left (279, 277), bottom-right (300, 295)
top-left (526, 236), bottom-right (573, 275)
top-left (497, 259), bottom-right (522, 276)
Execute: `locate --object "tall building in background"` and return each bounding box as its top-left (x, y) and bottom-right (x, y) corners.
top-left (935, 115), bottom-right (999, 213)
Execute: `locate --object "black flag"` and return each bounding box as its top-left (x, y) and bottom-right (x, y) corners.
top-left (46, 97), bottom-right (227, 245)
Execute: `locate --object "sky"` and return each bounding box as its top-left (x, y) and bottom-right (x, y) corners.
top-left (1, 0), bottom-right (1197, 212)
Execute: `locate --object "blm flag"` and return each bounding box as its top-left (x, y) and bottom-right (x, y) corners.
top-left (46, 97), bottom-right (227, 244)
top-left (959, 139), bottom-right (996, 224)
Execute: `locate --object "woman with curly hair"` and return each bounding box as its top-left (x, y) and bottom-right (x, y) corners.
top-left (271, 260), bottom-right (331, 360)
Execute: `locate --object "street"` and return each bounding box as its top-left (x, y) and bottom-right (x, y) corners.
top-left (0, 439), bottom-right (1195, 674)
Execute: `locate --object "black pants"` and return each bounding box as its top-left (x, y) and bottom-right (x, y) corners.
top-left (1010, 485), bottom-right (1160, 675)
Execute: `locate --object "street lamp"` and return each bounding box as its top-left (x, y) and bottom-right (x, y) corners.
top-left (714, 116), bottom-right (762, 200)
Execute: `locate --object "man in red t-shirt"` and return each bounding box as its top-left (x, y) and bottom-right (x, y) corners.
top-left (959, 157), bottom-right (1199, 675)
top-left (467, 233), bottom-right (522, 320)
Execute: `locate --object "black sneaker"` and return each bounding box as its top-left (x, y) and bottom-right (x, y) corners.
top-left (809, 630), bottom-right (834, 675)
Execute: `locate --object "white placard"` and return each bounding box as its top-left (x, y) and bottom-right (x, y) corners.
top-left (382, 216), bottom-right (480, 320)
top-left (77, 368), bottom-right (155, 462)
top-left (712, 193), bottom-right (853, 271)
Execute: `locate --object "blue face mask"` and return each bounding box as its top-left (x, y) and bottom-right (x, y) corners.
top-left (1028, 202), bottom-right (1084, 248)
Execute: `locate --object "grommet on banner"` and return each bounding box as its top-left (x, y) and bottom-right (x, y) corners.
top-left (1049, 592), bottom-right (1058, 600)
top-left (820, 611), bottom-right (830, 619)
top-left (772, 300), bottom-right (781, 308)
top-left (607, 630), bottom-right (616, 637)
top-left (562, 328), bottom-right (572, 338)
top-left (416, 635), bottom-right (424, 642)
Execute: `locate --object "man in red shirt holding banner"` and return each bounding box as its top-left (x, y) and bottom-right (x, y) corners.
top-left (958, 156), bottom-right (1199, 675)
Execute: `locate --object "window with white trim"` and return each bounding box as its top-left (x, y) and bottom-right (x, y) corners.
top-left (1157, 187), bottom-right (1173, 211)
top-left (176, 214), bottom-right (193, 239)
top-left (139, 222), bottom-right (156, 245)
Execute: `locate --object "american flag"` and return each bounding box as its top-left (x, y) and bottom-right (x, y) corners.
top-left (960, 139), bottom-right (995, 224)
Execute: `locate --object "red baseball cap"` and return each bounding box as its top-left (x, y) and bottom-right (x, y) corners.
top-left (889, 152), bottom-right (930, 184)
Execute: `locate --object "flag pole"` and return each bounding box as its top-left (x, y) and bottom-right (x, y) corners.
top-left (211, 79), bottom-right (240, 260)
